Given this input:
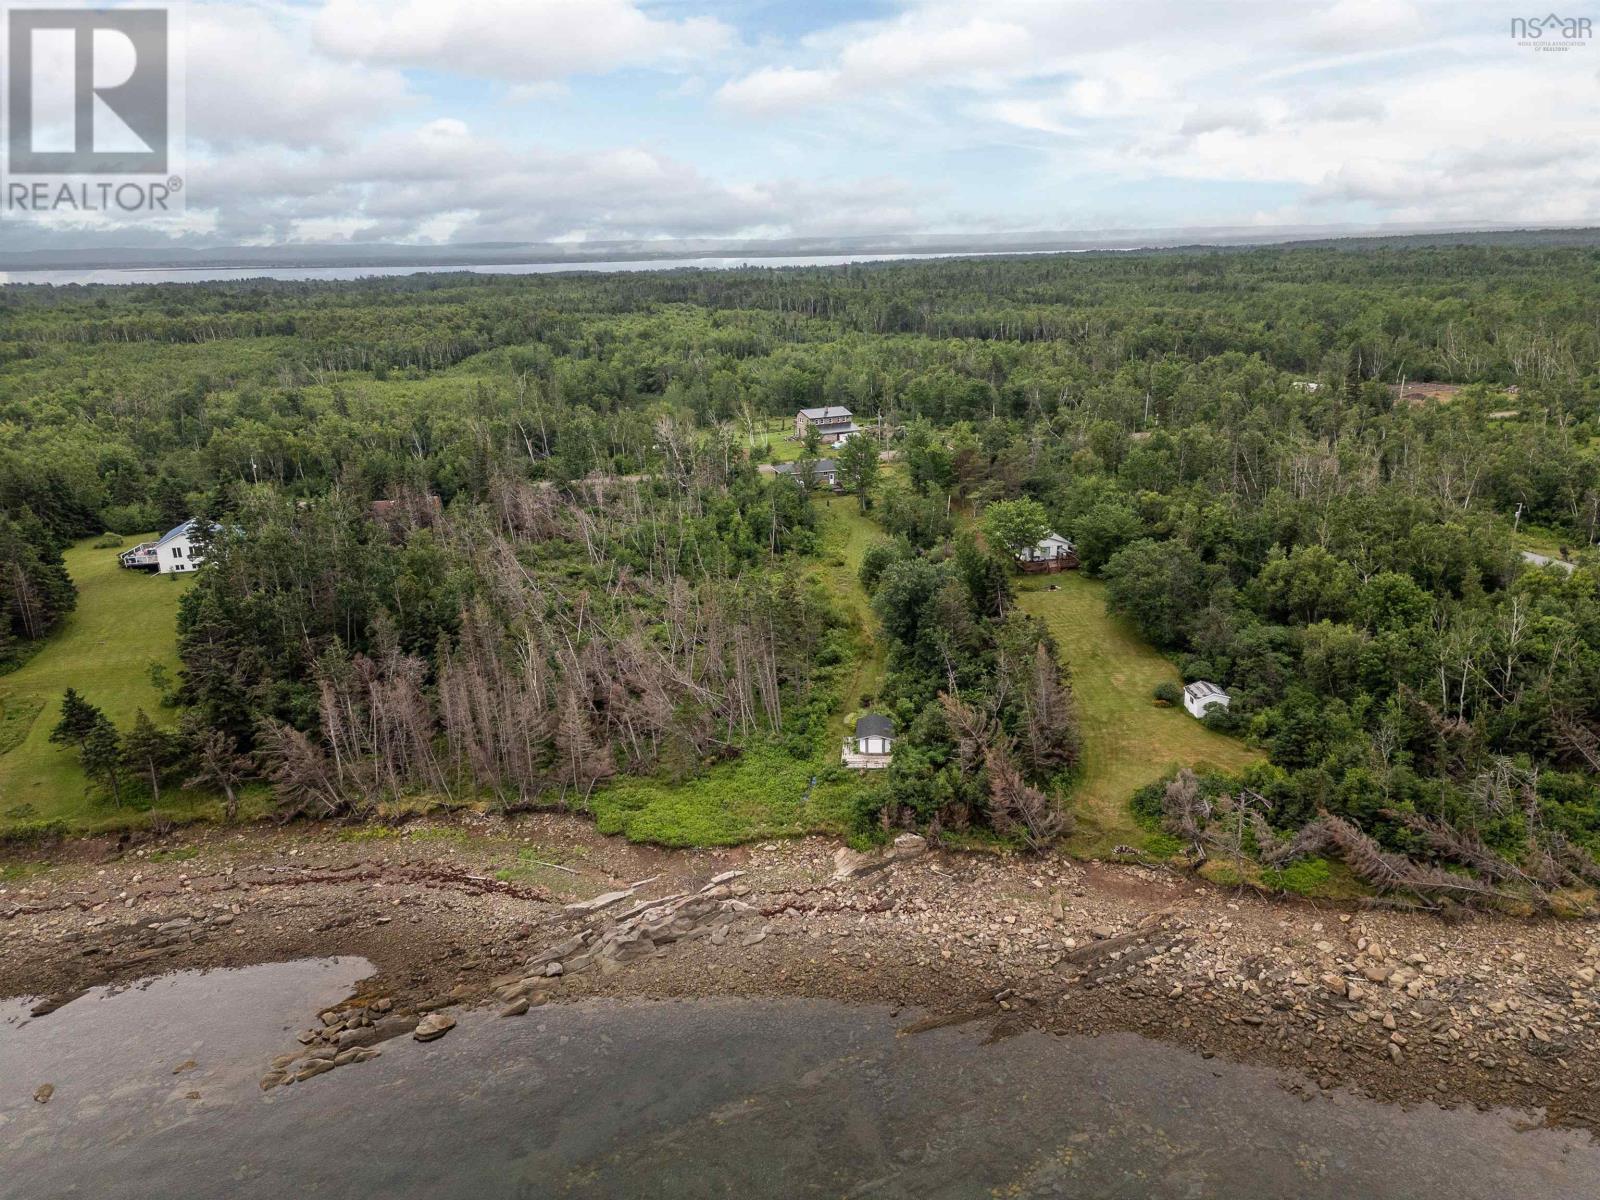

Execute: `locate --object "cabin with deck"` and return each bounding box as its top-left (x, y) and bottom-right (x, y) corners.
top-left (842, 713), bottom-right (894, 769)
top-left (1017, 531), bottom-right (1078, 573)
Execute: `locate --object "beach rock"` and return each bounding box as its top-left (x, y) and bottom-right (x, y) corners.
top-left (414, 1013), bottom-right (456, 1043)
top-left (373, 1014), bottom-right (419, 1041)
top-left (336, 1026), bottom-right (382, 1049)
top-left (258, 1073), bottom-right (287, 1091)
top-left (295, 1060), bottom-right (336, 1082)
top-left (530, 933), bottom-right (589, 967)
top-left (832, 847), bottom-right (889, 881)
top-left (33, 1084), bottom-right (53, 1104)
top-left (893, 833), bottom-right (928, 858)
top-left (500, 998), bottom-right (530, 1018)
top-left (565, 890), bottom-right (635, 916)
top-left (545, 961), bottom-right (564, 977)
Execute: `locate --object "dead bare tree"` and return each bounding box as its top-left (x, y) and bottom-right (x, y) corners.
top-left (984, 737), bottom-right (1071, 851)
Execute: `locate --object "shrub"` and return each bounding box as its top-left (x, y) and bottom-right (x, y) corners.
top-left (1262, 856), bottom-right (1333, 896)
top-left (1153, 680), bottom-right (1182, 706)
top-left (91, 532), bottom-right (125, 549)
top-left (858, 539), bottom-right (904, 593)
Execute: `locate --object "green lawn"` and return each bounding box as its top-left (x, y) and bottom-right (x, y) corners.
top-left (744, 423), bottom-right (807, 463)
top-left (0, 537), bottom-right (204, 834)
top-left (1020, 573), bottom-right (1262, 857)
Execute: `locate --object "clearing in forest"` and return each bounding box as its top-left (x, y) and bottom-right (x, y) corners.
top-left (1019, 574), bottom-right (1262, 857)
top-left (0, 537), bottom-right (198, 834)
top-left (814, 494), bottom-right (888, 719)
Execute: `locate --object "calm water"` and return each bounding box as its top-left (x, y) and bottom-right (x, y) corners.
top-left (4, 960), bottom-right (1599, 1199)
top-left (0, 249), bottom-right (1107, 287)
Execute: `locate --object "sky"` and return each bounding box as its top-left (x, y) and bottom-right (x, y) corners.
top-left (4, 0), bottom-right (1599, 251)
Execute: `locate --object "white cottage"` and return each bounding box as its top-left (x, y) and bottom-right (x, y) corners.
top-left (1182, 681), bottom-right (1230, 719)
top-left (153, 518), bottom-right (211, 574)
top-left (842, 713), bottom-right (894, 769)
top-left (1017, 531), bottom-right (1078, 573)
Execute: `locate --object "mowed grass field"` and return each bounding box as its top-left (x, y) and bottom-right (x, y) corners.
top-left (1020, 573), bottom-right (1262, 857)
top-left (0, 537), bottom-right (202, 833)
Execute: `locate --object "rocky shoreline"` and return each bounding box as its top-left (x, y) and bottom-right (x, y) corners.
top-left (4, 814), bottom-right (1600, 1133)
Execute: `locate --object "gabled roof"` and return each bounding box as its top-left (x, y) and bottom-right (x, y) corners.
top-left (1183, 681), bottom-right (1228, 702)
top-left (156, 518), bottom-right (222, 548)
top-left (799, 406), bottom-right (853, 421)
top-left (774, 459), bottom-right (837, 475)
top-left (155, 519), bottom-right (198, 547)
top-left (854, 713), bottom-right (894, 739)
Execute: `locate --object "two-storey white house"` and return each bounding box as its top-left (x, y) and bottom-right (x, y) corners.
top-left (153, 519), bottom-right (211, 574)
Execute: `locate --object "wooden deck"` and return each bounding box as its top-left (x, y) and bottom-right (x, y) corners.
top-left (841, 740), bottom-right (892, 770)
top-left (1019, 555), bottom-right (1078, 574)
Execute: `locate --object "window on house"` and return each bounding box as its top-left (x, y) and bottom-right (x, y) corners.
top-left (172, 545), bottom-right (184, 558)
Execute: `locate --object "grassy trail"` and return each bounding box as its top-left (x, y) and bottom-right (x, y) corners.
top-left (0, 537), bottom-right (197, 832)
top-left (814, 495), bottom-right (888, 726)
top-left (1020, 574), bottom-right (1262, 857)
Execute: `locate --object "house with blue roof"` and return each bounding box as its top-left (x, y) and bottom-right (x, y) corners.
top-left (120, 518), bottom-right (216, 574)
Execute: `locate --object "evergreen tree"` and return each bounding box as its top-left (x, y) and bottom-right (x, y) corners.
top-left (80, 720), bottom-right (125, 805)
top-left (121, 710), bottom-right (180, 802)
top-left (50, 688), bottom-right (105, 755)
top-left (837, 434), bottom-right (881, 512)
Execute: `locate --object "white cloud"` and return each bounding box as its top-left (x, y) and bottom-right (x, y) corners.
top-left (183, 117), bottom-right (927, 245)
top-left (187, 2), bottom-right (413, 150)
top-left (312, 0), bottom-right (734, 83)
top-left (716, 66), bottom-right (840, 114)
top-left (717, 14), bottom-right (1033, 112)
top-left (9, 0), bottom-right (1599, 252)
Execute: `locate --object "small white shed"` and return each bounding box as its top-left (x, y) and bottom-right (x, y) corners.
top-left (842, 713), bottom-right (894, 769)
top-left (1182, 681), bottom-right (1230, 719)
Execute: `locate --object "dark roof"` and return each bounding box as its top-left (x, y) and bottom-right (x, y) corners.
top-left (774, 459), bottom-right (837, 475)
top-left (854, 713), bottom-right (894, 738)
top-left (799, 406), bottom-right (852, 421)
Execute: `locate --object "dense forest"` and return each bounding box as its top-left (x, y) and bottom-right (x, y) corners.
top-left (4, 242), bottom-right (1600, 901)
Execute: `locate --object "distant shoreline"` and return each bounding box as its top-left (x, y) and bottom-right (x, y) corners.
top-left (4, 224), bottom-right (1598, 283)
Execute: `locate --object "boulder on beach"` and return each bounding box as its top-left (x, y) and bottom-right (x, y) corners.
top-left (414, 1012), bottom-right (457, 1043)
